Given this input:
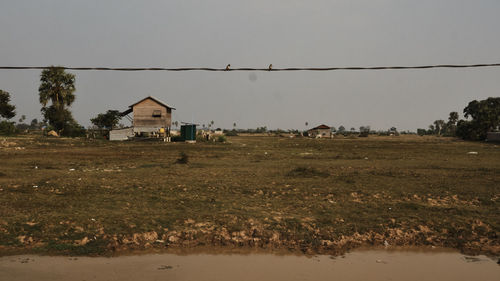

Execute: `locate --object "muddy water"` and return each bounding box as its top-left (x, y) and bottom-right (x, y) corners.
top-left (0, 249), bottom-right (498, 281)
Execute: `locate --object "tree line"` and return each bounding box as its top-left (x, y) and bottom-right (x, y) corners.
top-left (417, 97), bottom-right (500, 140)
top-left (0, 67), bottom-right (120, 137)
top-left (1, 66), bottom-right (499, 140)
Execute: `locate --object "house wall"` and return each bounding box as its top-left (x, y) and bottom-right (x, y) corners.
top-left (132, 98), bottom-right (172, 132)
top-left (308, 128), bottom-right (331, 138)
top-left (109, 128), bottom-right (134, 141)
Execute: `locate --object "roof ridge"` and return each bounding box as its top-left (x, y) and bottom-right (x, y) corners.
top-left (129, 96), bottom-right (176, 110)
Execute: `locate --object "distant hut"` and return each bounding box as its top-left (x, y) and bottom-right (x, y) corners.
top-left (307, 124), bottom-right (332, 138)
top-left (120, 96), bottom-right (175, 140)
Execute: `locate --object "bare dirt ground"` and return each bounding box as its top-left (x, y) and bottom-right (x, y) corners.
top-left (0, 135), bottom-right (499, 256)
top-left (1, 249), bottom-right (499, 281)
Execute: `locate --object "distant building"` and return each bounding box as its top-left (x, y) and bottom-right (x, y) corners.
top-left (307, 124), bottom-right (332, 138)
top-left (120, 96), bottom-right (175, 139)
top-left (486, 132), bottom-right (500, 142)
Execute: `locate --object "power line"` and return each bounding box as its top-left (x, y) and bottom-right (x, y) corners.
top-left (1, 63), bottom-right (500, 72)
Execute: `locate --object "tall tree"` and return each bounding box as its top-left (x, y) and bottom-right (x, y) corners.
top-left (428, 124), bottom-right (435, 134)
top-left (457, 97), bottom-right (500, 140)
top-left (448, 111), bottom-right (459, 124)
top-left (90, 110), bottom-right (122, 129)
top-left (445, 111), bottom-right (459, 136)
top-left (433, 120), bottom-right (445, 135)
top-left (30, 118), bottom-right (39, 130)
top-left (359, 126), bottom-right (370, 137)
top-left (38, 67), bottom-right (77, 132)
top-left (0, 90), bottom-right (16, 120)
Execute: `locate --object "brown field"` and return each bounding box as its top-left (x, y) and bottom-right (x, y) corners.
top-left (0, 135), bottom-right (499, 256)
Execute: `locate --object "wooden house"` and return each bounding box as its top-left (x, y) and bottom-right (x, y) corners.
top-left (121, 96), bottom-right (175, 137)
top-left (307, 124), bottom-right (332, 138)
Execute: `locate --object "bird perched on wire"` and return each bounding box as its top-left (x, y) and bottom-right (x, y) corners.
top-left (268, 64), bottom-right (273, 71)
top-left (226, 64), bottom-right (231, 71)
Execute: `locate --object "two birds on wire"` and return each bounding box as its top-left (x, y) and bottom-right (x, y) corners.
top-left (226, 64), bottom-right (273, 71)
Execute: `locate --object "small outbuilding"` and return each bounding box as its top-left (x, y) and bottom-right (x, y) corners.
top-left (180, 124), bottom-right (197, 143)
top-left (307, 124), bottom-right (332, 138)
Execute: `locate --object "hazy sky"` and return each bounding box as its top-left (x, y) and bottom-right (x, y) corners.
top-left (1, 0), bottom-right (499, 131)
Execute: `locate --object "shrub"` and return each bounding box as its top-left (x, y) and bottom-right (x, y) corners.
top-left (225, 130), bottom-right (238, 136)
top-left (216, 135), bottom-right (227, 142)
top-left (287, 166), bottom-right (329, 178)
top-left (359, 131), bottom-right (369, 137)
top-left (62, 120), bottom-right (86, 137)
top-left (417, 129), bottom-right (427, 136)
top-left (196, 135), bottom-right (209, 142)
top-left (456, 120), bottom-right (484, 141)
top-left (176, 152), bottom-right (189, 164)
top-left (0, 121), bottom-right (17, 135)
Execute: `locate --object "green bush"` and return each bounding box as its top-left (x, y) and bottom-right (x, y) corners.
top-left (225, 130), bottom-right (238, 136)
top-left (62, 120), bottom-right (86, 137)
top-left (359, 131), bottom-right (369, 137)
top-left (0, 121), bottom-right (17, 135)
top-left (216, 135), bottom-right (227, 142)
top-left (196, 135), bottom-right (209, 142)
top-left (176, 152), bottom-right (189, 164)
top-left (456, 120), bottom-right (484, 141)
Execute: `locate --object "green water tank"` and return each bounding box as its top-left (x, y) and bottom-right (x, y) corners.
top-left (180, 124), bottom-right (196, 141)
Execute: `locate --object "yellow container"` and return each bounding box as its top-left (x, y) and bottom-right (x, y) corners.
top-left (159, 128), bottom-right (165, 133)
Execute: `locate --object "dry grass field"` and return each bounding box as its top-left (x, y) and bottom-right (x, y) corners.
top-left (0, 135), bottom-right (499, 256)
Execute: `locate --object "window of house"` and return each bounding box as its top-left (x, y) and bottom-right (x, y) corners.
top-left (152, 110), bottom-right (161, 117)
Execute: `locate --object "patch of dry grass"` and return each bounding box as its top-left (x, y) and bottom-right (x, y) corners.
top-left (0, 135), bottom-right (498, 256)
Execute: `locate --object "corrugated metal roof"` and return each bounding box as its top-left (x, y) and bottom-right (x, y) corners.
top-left (128, 96), bottom-right (176, 110)
top-left (310, 124), bottom-right (330, 130)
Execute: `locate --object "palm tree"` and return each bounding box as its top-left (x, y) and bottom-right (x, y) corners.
top-left (39, 67), bottom-right (76, 110)
top-left (38, 66), bottom-right (76, 131)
